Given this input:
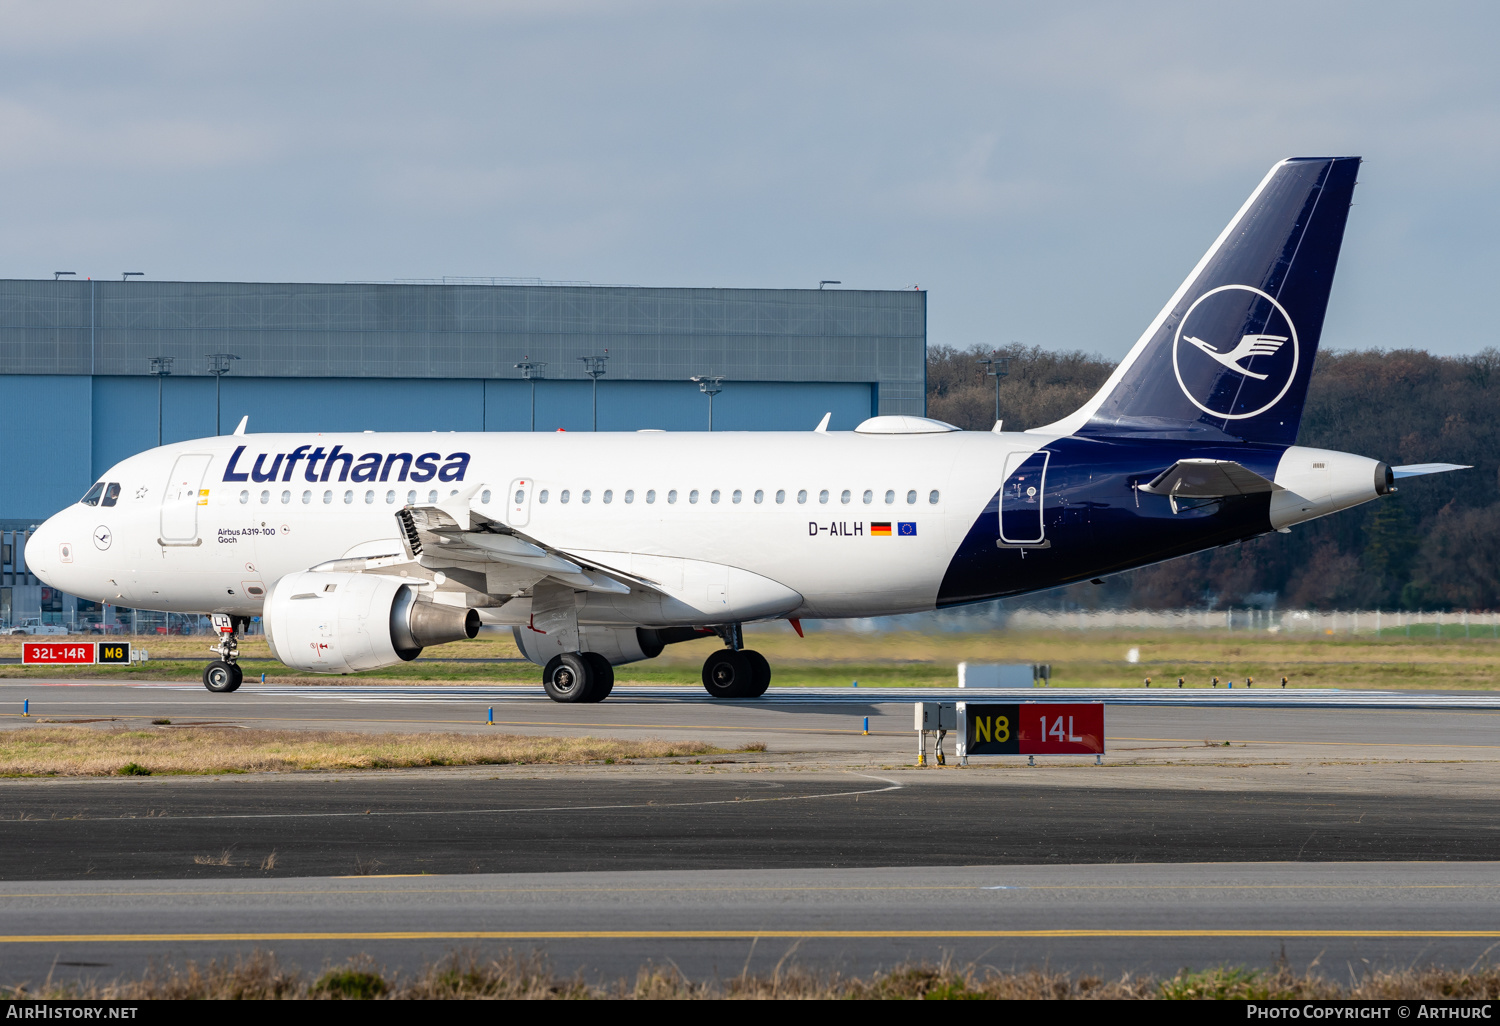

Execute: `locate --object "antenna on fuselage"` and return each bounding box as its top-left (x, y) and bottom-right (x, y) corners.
top-left (233, 416), bottom-right (249, 436)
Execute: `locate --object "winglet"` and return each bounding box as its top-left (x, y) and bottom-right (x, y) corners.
top-left (233, 416), bottom-right (248, 436)
top-left (814, 412), bottom-right (831, 433)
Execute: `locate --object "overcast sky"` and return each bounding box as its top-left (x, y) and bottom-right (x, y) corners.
top-left (2, 1), bottom-right (1497, 358)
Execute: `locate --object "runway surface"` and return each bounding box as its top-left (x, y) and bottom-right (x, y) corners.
top-left (6, 862), bottom-right (1500, 984)
top-left (6, 679), bottom-right (1500, 987)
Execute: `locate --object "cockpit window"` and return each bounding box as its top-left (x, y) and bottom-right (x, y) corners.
top-left (80, 482), bottom-right (105, 506)
top-left (101, 483), bottom-right (121, 507)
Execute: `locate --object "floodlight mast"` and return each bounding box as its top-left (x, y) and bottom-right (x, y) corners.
top-left (515, 359), bottom-right (547, 431)
top-left (691, 375), bottom-right (726, 431)
top-left (149, 356), bottom-right (174, 446)
top-left (977, 352), bottom-right (1011, 429)
top-left (207, 353), bottom-right (240, 435)
top-left (578, 353), bottom-right (608, 431)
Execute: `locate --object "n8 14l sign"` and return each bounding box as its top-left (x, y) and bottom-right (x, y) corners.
top-left (958, 702), bottom-right (1104, 756)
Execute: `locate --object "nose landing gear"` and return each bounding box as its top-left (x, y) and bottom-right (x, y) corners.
top-left (203, 613), bottom-right (246, 693)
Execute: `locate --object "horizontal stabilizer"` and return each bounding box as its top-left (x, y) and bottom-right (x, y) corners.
top-left (1392, 463), bottom-right (1471, 480)
top-left (1141, 459), bottom-right (1282, 498)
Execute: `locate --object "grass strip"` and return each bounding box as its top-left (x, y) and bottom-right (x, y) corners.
top-left (0, 727), bottom-right (732, 776)
top-left (7, 949), bottom-right (1500, 999)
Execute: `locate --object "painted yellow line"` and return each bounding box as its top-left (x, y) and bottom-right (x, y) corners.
top-left (4, 929), bottom-right (1500, 943)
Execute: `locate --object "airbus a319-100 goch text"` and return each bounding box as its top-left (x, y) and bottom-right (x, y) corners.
top-left (28, 157), bottom-right (1467, 701)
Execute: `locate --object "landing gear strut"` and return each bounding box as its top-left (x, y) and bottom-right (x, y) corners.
top-left (701, 623), bottom-right (771, 698)
top-left (203, 614), bottom-right (245, 693)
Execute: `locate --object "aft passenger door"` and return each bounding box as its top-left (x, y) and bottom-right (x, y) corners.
top-left (160, 454), bottom-right (213, 545)
top-left (999, 450), bottom-right (1049, 545)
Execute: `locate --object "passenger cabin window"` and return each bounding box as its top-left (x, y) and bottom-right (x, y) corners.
top-left (775, 490), bottom-right (785, 504)
top-left (239, 490), bottom-right (250, 504)
top-left (797, 490), bottom-right (806, 504)
top-left (344, 490), bottom-right (354, 504)
top-left (260, 490), bottom-right (270, 504)
top-left (513, 489), bottom-right (524, 505)
top-left (885, 490), bottom-right (895, 504)
top-left (929, 490), bottom-right (940, 504)
top-left (733, 490), bottom-right (742, 504)
top-left (302, 490), bottom-right (312, 504)
top-left (560, 490), bottom-right (570, 504)
top-left (668, 490), bottom-right (677, 504)
top-left (581, 490), bottom-right (591, 504)
top-left (646, 490), bottom-right (656, 504)
top-left (323, 490), bottom-right (333, 504)
top-left (406, 489), bottom-right (417, 505)
top-left (539, 490), bottom-right (549, 503)
top-left (819, 490), bottom-right (829, 504)
top-left (281, 490), bottom-right (291, 504)
top-left (80, 482), bottom-right (105, 506)
top-left (365, 490), bottom-right (375, 504)
top-left (481, 489), bottom-right (491, 504)
top-left (906, 490), bottom-right (917, 504)
top-left (710, 490), bottom-right (720, 504)
top-left (427, 490), bottom-right (438, 503)
top-left (754, 490), bottom-right (763, 504)
top-left (603, 489), bottom-right (612, 503)
top-left (386, 490), bottom-right (396, 504)
top-left (840, 490), bottom-right (851, 504)
top-left (101, 483), bottom-right (120, 507)
top-left (862, 490), bottom-right (873, 504)
top-left (625, 489), bottom-right (634, 503)
top-left (689, 489), bottom-right (699, 504)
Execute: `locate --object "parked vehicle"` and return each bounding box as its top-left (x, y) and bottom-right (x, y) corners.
top-left (2, 618), bottom-right (69, 636)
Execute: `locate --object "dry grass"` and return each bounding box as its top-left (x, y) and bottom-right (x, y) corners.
top-left (10, 949), bottom-right (1500, 999)
top-left (0, 727), bottom-right (721, 776)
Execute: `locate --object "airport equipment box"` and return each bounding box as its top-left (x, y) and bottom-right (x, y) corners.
top-left (957, 662), bottom-right (1050, 687)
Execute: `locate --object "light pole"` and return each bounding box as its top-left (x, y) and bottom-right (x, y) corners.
top-left (122, 272), bottom-right (144, 281)
top-left (515, 359), bottom-right (547, 431)
top-left (150, 356), bottom-right (174, 446)
top-left (977, 352), bottom-right (1011, 429)
top-left (578, 353), bottom-right (608, 431)
top-left (818, 280), bottom-right (841, 289)
top-left (207, 353), bottom-right (240, 435)
top-left (53, 271), bottom-right (75, 280)
top-left (691, 375), bottom-right (725, 431)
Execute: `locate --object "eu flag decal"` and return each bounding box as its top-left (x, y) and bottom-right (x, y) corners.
top-left (897, 522), bottom-right (917, 536)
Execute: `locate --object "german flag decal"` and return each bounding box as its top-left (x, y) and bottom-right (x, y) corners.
top-left (870, 522), bottom-right (892, 536)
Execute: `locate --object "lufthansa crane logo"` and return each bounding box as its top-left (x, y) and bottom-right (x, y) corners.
top-left (1172, 284), bottom-right (1299, 420)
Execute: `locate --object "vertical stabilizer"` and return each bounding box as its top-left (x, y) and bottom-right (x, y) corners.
top-left (1036, 157), bottom-right (1359, 445)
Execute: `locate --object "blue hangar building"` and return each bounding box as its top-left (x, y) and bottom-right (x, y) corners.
top-left (0, 278), bottom-right (926, 626)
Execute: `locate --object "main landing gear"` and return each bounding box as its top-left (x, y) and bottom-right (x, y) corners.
top-left (701, 623), bottom-right (771, 699)
top-left (541, 652), bottom-right (615, 704)
top-left (203, 613), bottom-right (246, 693)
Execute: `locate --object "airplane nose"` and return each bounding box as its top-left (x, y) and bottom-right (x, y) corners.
top-left (25, 516), bottom-right (63, 588)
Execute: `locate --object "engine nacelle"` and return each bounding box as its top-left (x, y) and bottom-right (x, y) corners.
top-left (512, 624), bottom-right (710, 667)
top-left (264, 570), bottom-right (479, 674)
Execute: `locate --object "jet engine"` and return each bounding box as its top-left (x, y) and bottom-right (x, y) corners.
top-left (264, 570), bottom-right (479, 674)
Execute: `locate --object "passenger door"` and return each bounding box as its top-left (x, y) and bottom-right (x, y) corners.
top-left (999, 450), bottom-right (1049, 545)
top-left (160, 454), bottom-right (213, 544)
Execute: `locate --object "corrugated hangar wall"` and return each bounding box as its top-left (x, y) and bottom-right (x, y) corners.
top-left (0, 280), bottom-right (926, 521)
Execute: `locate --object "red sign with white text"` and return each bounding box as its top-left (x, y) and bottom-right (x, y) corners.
top-left (22, 642), bottom-right (96, 665)
top-left (1015, 703), bottom-right (1105, 754)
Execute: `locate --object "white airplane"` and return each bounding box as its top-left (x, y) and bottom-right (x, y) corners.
top-left (26, 157), bottom-right (1468, 701)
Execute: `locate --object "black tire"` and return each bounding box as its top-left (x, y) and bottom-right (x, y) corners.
top-left (702, 649), bottom-right (755, 698)
top-left (203, 660), bottom-right (239, 693)
top-left (542, 652), bottom-right (594, 703)
top-left (742, 649), bottom-right (771, 698)
top-left (581, 653), bottom-right (614, 702)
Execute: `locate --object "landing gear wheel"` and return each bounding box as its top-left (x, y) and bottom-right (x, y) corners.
top-left (702, 649), bottom-right (755, 698)
top-left (581, 653), bottom-right (614, 702)
top-left (203, 660), bottom-right (242, 693)
top-left (742, 649), bottom-right (771, 698)
top-left (542, 652), bottom-right (594, 703)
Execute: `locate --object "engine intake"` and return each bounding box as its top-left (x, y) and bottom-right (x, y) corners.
top-left (264, 570), bottom-right (478, 674)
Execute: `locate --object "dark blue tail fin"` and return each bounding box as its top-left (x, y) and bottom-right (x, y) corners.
top-left (1042, 157), bottom-right (1359, 445)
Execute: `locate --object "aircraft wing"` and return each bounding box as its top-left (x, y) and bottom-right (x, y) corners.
top-left (1140, 459), bottom-right (1283, 498)
top-left (397, 503), bottom-right (634, 596)
top-left (1392, 463), bottom-right (1471, 479)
